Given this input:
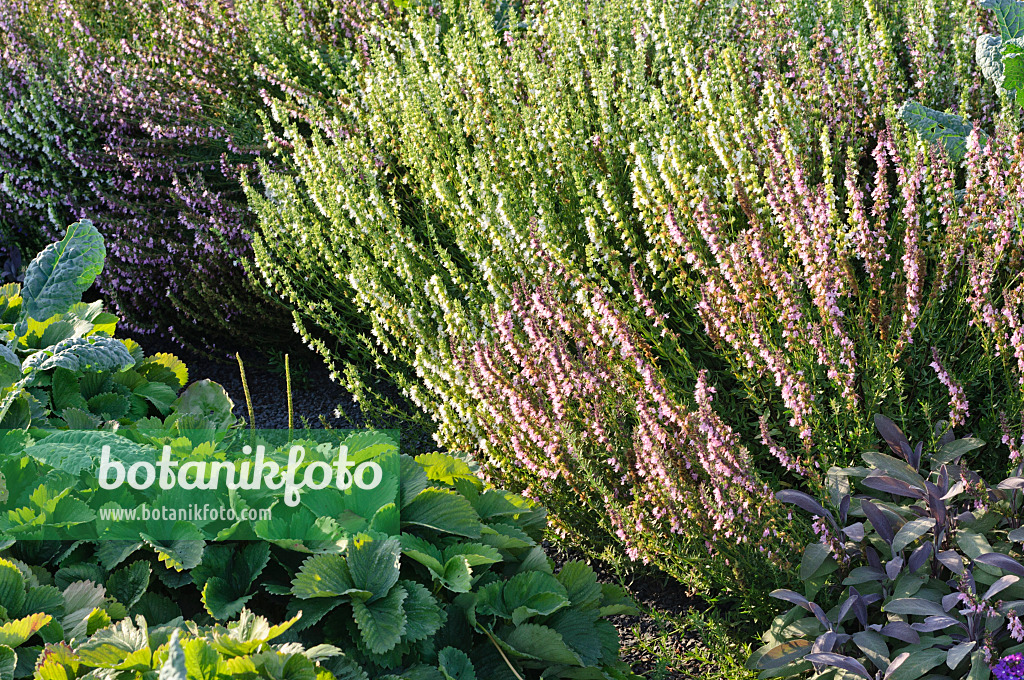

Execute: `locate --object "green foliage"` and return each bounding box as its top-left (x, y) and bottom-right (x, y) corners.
top-left (901, 0), bottom-right (1024, 160)
top-left (0, 449), bottom-right (636, 680)
top-left (751, 415), bottom-right (1024, 679)
top-left (0, 222), bottom-right (198, 432)
top-left (278, 452), bottom-right (637, 678)
top-left (26, 607), bottom-right (343, 680)
top-left (896, 102), bottom-right (989, 162)
top-left (244, 0), bottom-right (1023, 623)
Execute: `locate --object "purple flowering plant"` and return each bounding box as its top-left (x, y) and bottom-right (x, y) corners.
top-left (994, 653), bottom-right (1024, 679)
top-left (454, 251), bottom-right (802, 608)
top-left (752, 415), bottom-right (1024, 679)
top-left (243, 0), bottom-right (1024, 618)
top-left (0, 0), bottom-right (287, 350)
top-left (0, 0), bottom-right (396, 350)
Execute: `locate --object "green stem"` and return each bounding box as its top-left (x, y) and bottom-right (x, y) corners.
top-left (286, 354), bottom-right (293, 437)
top-left (480, 627), bottom-right (526, 680)
top-left (236, 353), bottom-right (256, 437)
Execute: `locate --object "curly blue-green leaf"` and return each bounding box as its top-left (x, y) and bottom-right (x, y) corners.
top-left (18, 220), bottom-right (105, 333)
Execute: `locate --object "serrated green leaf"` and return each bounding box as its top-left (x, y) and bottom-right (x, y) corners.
top-left (61, 581), bottom-right (106, 619)
top-left (479, 523), bottom-right (534, 549)
top-left (0, 613), bottom-right (50, 648)
top-left (440, 556), bottom-right (472, 593)
top-left (503, 571), bottom-right (570, 624)
top-left (158, 630), bottom-right (186, 680)
top-left (414, 454), bottom-right (475, 486)
top-left (399, 456), bottom-right (429, 508)
top-left (181, 638), bottom-right (218, 680)
top-left (500, 622), bottom-right (581, 665)
top-left (34, 643), bottom-right (78, 680)
top-left (399, 580), bottom-right (443, 643)
top-left (0, 644), bottom-right (15, 680)
top-left (129, 592), bottom-right (181, 626)
top-left (23, 586), bottom-right (63, 620)
top-left (96, 541), bottom-right (143, 571)
top-left (208, 609), bottom-right (300, 656)
top-left (135, 382), bottom-right (177, 416)
top-left (87, 392), bottom-right (130, 420)
top-left (75, 617), bottom-right (149, 669)
top-left (400, 534), bottom-right (444, 576)
top-left (106, 561), bottom-right (150, 610)
top-left (85, 609), bottom-right (111, 636)
top-left (555, 562), bottom-right (603, 610)
top-left (442, 543), bottom-right (502, 568)
top-left (403, 489), bottom-right (482, 538)
top-left (142, 530), bottom-right (205, 572)
top-left (549, 609), bottom-right (604, 666)
top-left (348, 537), bottom-right (401, 601)
top-left (292, 554), bottom-right (369, 600)
top-left (351, 585), bottom-right (407, 655)
top-left (438, 647), bottom-right (475, 680)
top-left (50, 369), bottom-right (85, 413)
top-left (202, 578), bottom-right (255, 621)
top-left (60, 408), bottom-right (100, 430)
top-left (140, 354), bottom-right (188, 391)
top-left (0, 559), bottom-right (25, 618)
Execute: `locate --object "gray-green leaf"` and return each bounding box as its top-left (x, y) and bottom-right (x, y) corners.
top-left (19, 220), bottom-right (105, 329)
top-left (897, 101), bottom-right (987, 162)
top-left (23, 337), bottom-right (134, 374)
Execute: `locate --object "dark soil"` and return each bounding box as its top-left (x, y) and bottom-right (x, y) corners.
top-left (123, 332), bottom-right (360, 431)
top-left (124, 333), bottom-right (438, 453)
top-left (545, 543), bottom-right (718, 679)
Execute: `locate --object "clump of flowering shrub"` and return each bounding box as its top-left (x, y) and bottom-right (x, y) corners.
top-left (0, 0), bottom-right (282, 348)
top-left (752, 415), bottom-right (1024, 679)
top-left (457, 251), bottom-right (800, 601)
top-left (0, 0), bottom-right (390, 349)
top-left (244, 0), bottom-right (1024, 615)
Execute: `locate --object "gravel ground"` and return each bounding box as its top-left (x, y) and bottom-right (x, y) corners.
top-left (131, 333), bottom-right (714, 678)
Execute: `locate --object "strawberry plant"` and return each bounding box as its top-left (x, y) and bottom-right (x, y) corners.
top-left (0, 450), bottom-right (638, 680)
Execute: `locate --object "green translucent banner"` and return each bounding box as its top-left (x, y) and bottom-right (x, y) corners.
top-left (0, 428), bottom-right (400, 546)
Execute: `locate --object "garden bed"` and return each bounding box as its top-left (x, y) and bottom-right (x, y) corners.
top-left (148, 333), bottom-right (723, 679)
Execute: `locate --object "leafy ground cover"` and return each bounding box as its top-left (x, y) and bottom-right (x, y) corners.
top-left (5, 0), bottom-right (1024, 676)
top-left (0, 224), bottom-right (644, 679)
top-left (160, 332), bottom-right (748, 678)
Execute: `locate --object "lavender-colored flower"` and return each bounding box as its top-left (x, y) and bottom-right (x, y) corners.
top-left (930, 347), bottom-right (969, 428)
top-left (993, 653), bottom-right (1024, 679)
